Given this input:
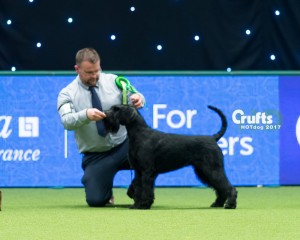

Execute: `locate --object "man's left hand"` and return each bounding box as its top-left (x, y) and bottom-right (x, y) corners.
top-left (130, 94), bottom-right (144, 108)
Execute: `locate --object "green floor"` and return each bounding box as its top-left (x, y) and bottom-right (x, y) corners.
top-left (0, 187), bottom-right (299, 240)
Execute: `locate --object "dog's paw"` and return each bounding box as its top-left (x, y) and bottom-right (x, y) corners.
top-left (224, 203), bottom-right (236, 209)
top-left (210, 201), bottom-right (224, 208)
top-left (224, 188), bottom-right (237, 209)
top-left (129, 203), bottom-right (151, 210)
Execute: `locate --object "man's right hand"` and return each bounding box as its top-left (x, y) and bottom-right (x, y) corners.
top-left (86, 108), bottom-right (106, 121)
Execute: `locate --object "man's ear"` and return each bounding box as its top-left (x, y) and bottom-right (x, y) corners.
top-left (74, 65), bottom-right (79, 73)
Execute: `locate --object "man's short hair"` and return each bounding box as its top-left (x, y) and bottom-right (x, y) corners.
top-left (75, 48), bottom-right (100, 65)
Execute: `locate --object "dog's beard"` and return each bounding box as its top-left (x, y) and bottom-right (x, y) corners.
top-left (103, 112), bottom-right (120, 133)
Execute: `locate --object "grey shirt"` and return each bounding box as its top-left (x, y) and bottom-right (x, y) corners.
top-left (57, 72), bottom-right (145, 153)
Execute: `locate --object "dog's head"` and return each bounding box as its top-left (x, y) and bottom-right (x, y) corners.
top-left (103, 108), bottom-right (120, 133)
top-left (104, 104), bottom-right (139, 133)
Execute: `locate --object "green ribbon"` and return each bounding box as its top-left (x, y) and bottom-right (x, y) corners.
top-left (115, 76), bottom-right (138, 104)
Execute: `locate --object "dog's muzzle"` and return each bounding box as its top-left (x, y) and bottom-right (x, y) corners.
top-left (103, 110), bottom-right (120, 133)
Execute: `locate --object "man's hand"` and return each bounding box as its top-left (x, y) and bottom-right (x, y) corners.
top-left (86, 108), bottom-right (106, 121)
top-left (130, 94), bottom-right (144, 108)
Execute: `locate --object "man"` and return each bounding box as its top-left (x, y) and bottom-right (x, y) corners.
top-left (57, 47), bottom-right (145, 207)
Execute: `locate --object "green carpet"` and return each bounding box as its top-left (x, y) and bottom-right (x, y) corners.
top-left (0, 187), bottom-right (299, 240)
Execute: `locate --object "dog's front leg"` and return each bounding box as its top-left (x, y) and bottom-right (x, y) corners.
top-left (132, 170), bottom-right (155, 209)
top-left (130, 171), bottom-right (155, 209)
top-left (130, 171), bottom-right (143, 209)
top-left (127, 177), bottom-right (136, 199)
top-left (139, 171), bottom-right (155, 209)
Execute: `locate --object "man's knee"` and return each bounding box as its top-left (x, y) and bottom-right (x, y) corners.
top-left (86, 196), bottom-right (109, 207)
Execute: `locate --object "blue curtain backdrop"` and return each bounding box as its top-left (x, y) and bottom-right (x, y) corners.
top-left (2, 73), bottom-right (298, 187)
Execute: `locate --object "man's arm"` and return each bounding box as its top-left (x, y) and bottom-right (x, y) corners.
top-left (57, 90), bottom-right (90, 130)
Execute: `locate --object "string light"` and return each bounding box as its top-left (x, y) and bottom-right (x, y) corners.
top-left (11, 66), bottom-right (16, 71)
top-left (270, 54), bottom-right (276, 60)
top-left (0, 2), bottom-right (296, 71)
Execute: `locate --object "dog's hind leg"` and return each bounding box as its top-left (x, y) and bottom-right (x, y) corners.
top-left (193, 163), bottom-right (224, 207)
top-left (210, 189), bottom-right (227, 208)
top-left (224, 187), bottom-right (238, 209)
top-left (193, 164), bottom-right (225, 207)
top-left (193, 163), bottom-right (237, 209)
top-left (209, 175), bottom-right (237, 209)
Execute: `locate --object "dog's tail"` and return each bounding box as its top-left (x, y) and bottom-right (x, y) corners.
top-left (208, 105), bottom-right (227, 141)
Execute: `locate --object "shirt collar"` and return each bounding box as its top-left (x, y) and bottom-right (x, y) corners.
top-left (76, 75), bottom-right (100, 90)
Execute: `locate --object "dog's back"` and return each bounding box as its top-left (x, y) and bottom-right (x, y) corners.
top-left (139, 105), bottom-right (227, 142)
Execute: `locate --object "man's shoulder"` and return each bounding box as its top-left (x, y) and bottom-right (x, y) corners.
top-left (100, 72), bottom-right (119, 89)
top-left (60, 77), bottom-right (79, 93)
top-left (101, 72), bottom-right (117, 80)
top-left (57, 78), bottom-right (80, 105)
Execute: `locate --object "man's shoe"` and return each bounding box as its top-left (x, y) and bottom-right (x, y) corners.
top-left (108, 195), bottom-right (114, 205)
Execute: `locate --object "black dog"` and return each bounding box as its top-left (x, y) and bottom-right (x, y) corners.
top-left (104, 105), bottom-right (237, 209)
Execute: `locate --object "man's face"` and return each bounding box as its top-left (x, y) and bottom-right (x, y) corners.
top-left (75, 60), bottom-right (101, 87)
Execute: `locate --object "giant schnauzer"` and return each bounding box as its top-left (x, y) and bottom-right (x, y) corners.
top-left (104, 105), bottom-right (237, 209)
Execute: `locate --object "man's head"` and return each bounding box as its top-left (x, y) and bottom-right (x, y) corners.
top-left (74, 48), bottom-right (101, 86)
